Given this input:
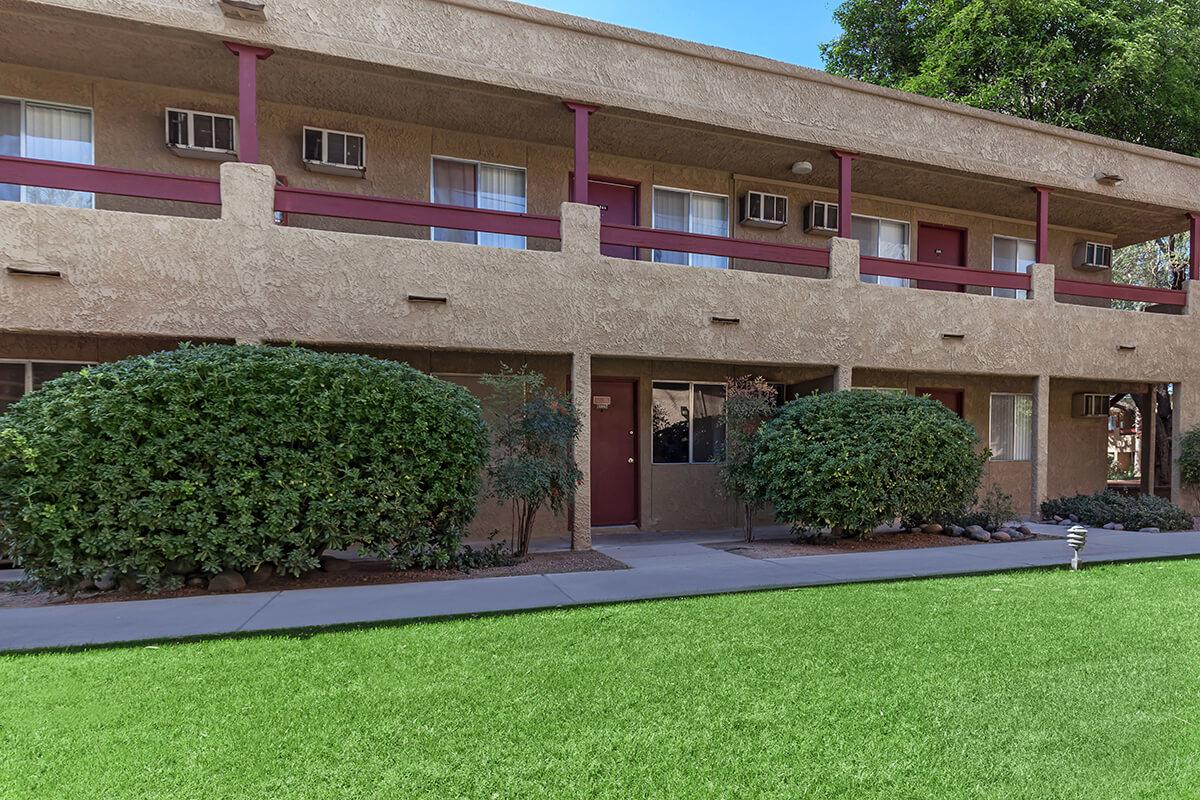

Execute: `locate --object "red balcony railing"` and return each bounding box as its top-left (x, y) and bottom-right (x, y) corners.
top-left (0, 155), bottom-right (221, 204)
top-left (274, 186), bottom-right (562, 240)
top-left (599, 223), bottom-right (831, 269)
top-left (860, 256), bottom-right (1032, 292)
top-left (1054, 277), bottom-right (1187, 307)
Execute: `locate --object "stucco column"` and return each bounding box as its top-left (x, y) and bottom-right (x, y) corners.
top-left (833, 365), bottom-right (853, 391)
top-left (1029, 262), bottom-right (1055, 306)
top-left (570, 351), bottom-right (593, 550)
top-left (220, 162), bottom-right (277, 228)
top-left (828, 236), bottom-right (860, 288)
top-left (559, 201), bottom-right (600, 256)
top-left (1186, 277), bottom-right (1200, 316)
top-left (1030, 374), bottom-right (1051, 519)
top-left (1140, 386), bottom-right (1157, 495)
top-left (1171, 381), bottom-right (1200, 513)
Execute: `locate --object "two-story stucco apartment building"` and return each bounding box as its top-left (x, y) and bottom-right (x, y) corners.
top-left (2, 0), bottom-right (1199, 547)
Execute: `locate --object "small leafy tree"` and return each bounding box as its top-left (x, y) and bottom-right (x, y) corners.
top-left (717, 376), bottom-right (779, 542)
top-left (481, 367), bottom-right (583, 557)
top-left (1178, 426), bottom-right (1200, 486)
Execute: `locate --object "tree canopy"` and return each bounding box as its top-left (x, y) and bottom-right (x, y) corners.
top-left (820, 0), bottom-right (1200, 156)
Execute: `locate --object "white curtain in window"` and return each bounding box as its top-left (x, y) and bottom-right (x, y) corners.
top-left (992, 237), bottom-right (1035, 299)
top-left (652, 188), bottom-right (689, 265)
top-left (24, 103), bottom-right (93, 208)
top-left (990, 394), bottom-right (1033, 461)
top-left (0, 100), bottom-right (19, 203)
top-left (1011, 394), bottom-right (1033, 460)
top-left (690, 193), bottom-right (728, 269)
top-left (477, 163), bottom-right (526, 249)
top-left (431, 158), bottom-right (476, 244)
top-left (855, 216), bottom-right (909, 287)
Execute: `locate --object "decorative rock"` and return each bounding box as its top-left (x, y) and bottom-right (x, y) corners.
top-left (207, 570), bottom-right (246, 592)
top-left (244, 563), bottom-right (275, 585)
top-left (1059, 519), bottom-right (1075, 526)
top-left (94, 570), bottom-right (115, 591)
top-left (1052, 515), bottom-right (1064, 523)
top-left (167, 557), bottom-right (198, 575)
top-left (947, 525), bottom-right (965, 537)
top-left (76, 578), bottom-right (97, 592)
top-left (1103, 522), bottom-right (1117, 530)
top-left (1138, 527), bottom-right (1160, 533)
top-left (117, 574), bottom-right (141, 592)
top-left (921, 523), bottom-right (943, 535)
top-left (992, 530), bottom-right (1012, 542)
top-left (966, 525), bottom-right (990, 543)
top-left (1069, 514), bottom-right (1079, 522)
top-left (1007, 529), bottom-right (1024, 541)
top-left (1112, 524), bottom-right (1124, 531)
top-left (320, 555), bottom-right (353, 573)
top-left (1017, 525), bottom-right (1033, 536)
top-left (185, 575), bottom-right (206, 588)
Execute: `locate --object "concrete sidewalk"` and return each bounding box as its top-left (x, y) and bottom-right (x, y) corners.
top-left (3, 524), bottom-right (1200, 653)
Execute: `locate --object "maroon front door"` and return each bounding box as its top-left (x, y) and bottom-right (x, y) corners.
top-left (918, 387), bottom-right (964, 417)
top-left (579, 179), bottom-right (638, 259)
top-left (916, 223), bottom-right (966, 292)
top-left (590, 379), bottom-right (639, 526)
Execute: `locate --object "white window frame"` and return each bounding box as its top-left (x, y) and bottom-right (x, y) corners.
top-left (853, 212), bottom-right (911, 287)
top-left (989, 392), bottom-right (1033, 462)
top-left (0, 358), bottom-right (95, 396)
top-left (651, 185), bottom-right (731, 268)
top-left (991, 234), bottom-right (1035, 300)
top-left (429, 155), bottom-right (528, 249)
top-left (302, 125), bottom-right (366, 172)
top-left (0, 95), bottom-right (95, 206)
top-left (651, 380), bottom-right (727, 465)
top-left (164, 107), bottom-right (238, 156)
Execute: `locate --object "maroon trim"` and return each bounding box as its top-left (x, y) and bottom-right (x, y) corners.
top-left (861, 255), bottom-right (1031, 291)
top-left (563, 102), bottom-right (598, 206)
top-left (1189, 212), bottom-right (1200, 281)
top-left (224, 41), bottom-right (273, 164)
top-left (599, 223), bottom-right (830, 268)
top-left (1054, 278), bottom-right (1187, 306)
top-left (832, 150), bottom-right (857, 238)
top-left (275, 185), bottom-right (561, 239)
top-left (1033, 186), bottom-right (1053, 264)
top-left (0, 155), bottom-right (221, 204)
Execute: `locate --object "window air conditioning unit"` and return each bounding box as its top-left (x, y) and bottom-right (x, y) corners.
top-left (165, 108), bottom-right (237, 160)
top-left (804, 200), bottom-right (839, 235)
top-left (739, 190), bottom-right (788, 229)
top-left (1073, 393), bottom-right (1111, 419)
top-left (1074, 241), bottom-right (1113, 271)
top-left (302, 126), bottom-right (367, 177)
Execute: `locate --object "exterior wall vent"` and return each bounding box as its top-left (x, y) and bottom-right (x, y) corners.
top-left (165, 108), bottom-right (238, 160)
top-left (739, 191), bottom-right (788, 229)
top-left (1072, 393), bottom-right (1111, 418)
top-left (804, 200), bottom-right (839, 235)
top-left (1074, 241), bottom-right (1113, 271)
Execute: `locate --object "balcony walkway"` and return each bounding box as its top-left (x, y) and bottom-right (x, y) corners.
top-left (3, 524), bottom-right (1200, 653)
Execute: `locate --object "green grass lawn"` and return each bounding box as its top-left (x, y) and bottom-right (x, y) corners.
top-left (3, 561), bottom-right (1200, 799)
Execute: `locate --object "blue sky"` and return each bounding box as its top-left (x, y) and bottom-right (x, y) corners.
top-left (524, 0), bottom-right (843, 70)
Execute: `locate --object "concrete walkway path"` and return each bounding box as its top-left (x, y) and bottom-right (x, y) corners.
top-left (3, 524), bottom-right (1200, 653)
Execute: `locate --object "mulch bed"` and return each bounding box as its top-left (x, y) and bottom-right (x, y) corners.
top-left (0, 549), bottom-right (626, 609)
top-left (709, 531), bottom-right (1042, 559)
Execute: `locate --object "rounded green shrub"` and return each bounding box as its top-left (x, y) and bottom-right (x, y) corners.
top-left (0, 344), bottom-right (488, 591)
top-left (753, 390), bottom-right (987, 535)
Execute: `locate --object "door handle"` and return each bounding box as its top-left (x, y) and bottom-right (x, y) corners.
top-left (627, 458), bottom-right (634, 464)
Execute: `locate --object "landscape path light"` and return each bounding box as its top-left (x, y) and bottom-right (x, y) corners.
top-left (1066, 525), bottom-right (1087, 571)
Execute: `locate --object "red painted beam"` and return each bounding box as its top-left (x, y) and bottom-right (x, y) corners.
top-left (1054, 278), bottom-right (1187, 306)
top-left (0, 155), bottom-right (221, 204)
top-left (563, 102), bottom-right (598, 206)
top-left (224, 41), bottom-right (273, 164)
top-left (832, 150), bottom-right (857, 238)
top-left (860, 256), bottom-right (1031, 291)
top-left (1189, 212), bottom-right (1200, 281)
top-left (1033, 186), bottom-right (1053, 264)
top-left (275, 186), bottom-right (562, 239)
top-left (600, 223), bottom-right (830, 268)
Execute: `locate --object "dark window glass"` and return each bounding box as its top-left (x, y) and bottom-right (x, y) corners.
top-left (303, 129), bottom-right (323, 162)
top-left (691, 384), bottom-right (726, 463)
top-left (192, 113), bottom-right (214, 149)
top-left (166, 110), bottom-right (189, 147)
top-left (213, 116), bottom-right (235, 151)
top-left (652, 382), bottom-right (690, 463)
top-left (31, 362), bottom-right (87, 391)
top-left (327, 133), bottom-right (345, 165)
top-left (0, 363), bottom-right (24, 413)
top-left (345, 134), bottom-right (363, 168)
